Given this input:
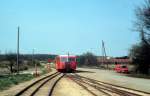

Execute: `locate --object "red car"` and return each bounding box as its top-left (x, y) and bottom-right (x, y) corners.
top-left (114, 64), bottom-right (129, 73)
top-left (55, 55), bottom-right (77, 72)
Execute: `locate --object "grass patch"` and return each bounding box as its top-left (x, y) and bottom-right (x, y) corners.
top-left (0, 74), bottom-right (34, 91)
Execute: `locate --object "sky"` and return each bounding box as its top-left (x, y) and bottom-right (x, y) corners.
top-left (0, 0), bottom-right (144, 56)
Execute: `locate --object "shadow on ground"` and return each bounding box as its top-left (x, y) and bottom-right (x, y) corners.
top-left (125, 73), bottom-right (150, 79)
top-left (75, 70), bottom-right (95, 73)
top-left (78, 66), bottom-right (100, 69)
top-left (60, 69), bottom-right (95, 73)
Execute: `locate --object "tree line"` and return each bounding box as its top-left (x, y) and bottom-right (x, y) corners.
top-left (0, 53), bottom-right (57, 73)
top-left (77, 52), bottom-right (98, 67)
top-left (129, 0), bottom-right (150, 75)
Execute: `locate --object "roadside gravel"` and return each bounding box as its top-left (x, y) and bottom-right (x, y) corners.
top-left (52, 76), bottom-right (94, 96)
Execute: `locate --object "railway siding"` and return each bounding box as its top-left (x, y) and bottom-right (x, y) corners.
top-left (74, 74), bottom-right (150, 96)
top-left (76, 68), bottom-right (150, 94)
top-left (15, 72), bottom-right (61, 96)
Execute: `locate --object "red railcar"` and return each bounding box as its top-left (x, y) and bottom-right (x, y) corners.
top-left (55, 55), bottom-right (77, 72)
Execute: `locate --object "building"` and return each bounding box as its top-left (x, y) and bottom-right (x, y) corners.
top-left (97, 56), bottom-right (132, 64)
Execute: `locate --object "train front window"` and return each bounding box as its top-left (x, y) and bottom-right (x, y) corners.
top-left (61, 57), bottom-right (68, 62)
top-left (69, 58), bottom-right (75, 62)
top-left (122, 66), bottom-right (127, 68)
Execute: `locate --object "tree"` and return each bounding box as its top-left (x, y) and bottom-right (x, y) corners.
top-left (130, 0), bottom-right (150, 74)
top-left (130, 43), bottom-right (150, 74)
top-left (5, 53), bottom-right (17, 73)
top-left (77, 52), bottom-right (98, 66)
top-left (135, 0), bottom-right (150, 44)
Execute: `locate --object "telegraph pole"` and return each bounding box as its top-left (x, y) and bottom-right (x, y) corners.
top-left (102, 40), bottom-right (108, 69)
top-left (32, 49), bottom-right (34, 66)
top-left (67, 52), bottom-right (69, 62)
top-left (101, 41), bottom-right (104, 66)
top-left (17, 26), bottom-right (20, 74)
top-left (33, 49), bottom-right (38, 76)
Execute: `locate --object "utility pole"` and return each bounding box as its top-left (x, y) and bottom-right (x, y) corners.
top-left (102, 40), bottom-right (108, 69)
top-left (33, 49), bottom-right (38, 76)
top-left (101, 41), bottom-right (104, 66)
top-left (67, 52), bottom-right (69, 62)
top-left (17, 26), bottom-right (20, 74)
top-left (32, 49), bottom-right (34, 66)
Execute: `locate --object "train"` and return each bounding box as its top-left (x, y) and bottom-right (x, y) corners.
top-left (55, 55), bottom-right (77, 72)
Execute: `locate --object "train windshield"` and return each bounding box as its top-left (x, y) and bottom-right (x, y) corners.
top-left (61, 57), bottom-right (68, 62)
top-left (122, 66), bottom-right (127, 68)
top-left (60, 57), bottom-right (76, 62)
top-left (69, 58), bottom-right (76, 62)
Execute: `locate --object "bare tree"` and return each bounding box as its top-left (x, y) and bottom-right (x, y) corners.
top-left (77, 52), bottom-right (98, 66)
top-left (5, 53), bottom-right (17, 73)
top-left (135, 0), bottom-right (150, 44)
top-left (130, 0), bottom-right (150, 74)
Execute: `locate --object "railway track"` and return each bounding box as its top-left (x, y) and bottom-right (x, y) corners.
top-left (15, 72), bottom-right (64, 96)
top-left (66, 73), bottom-right (150, 96)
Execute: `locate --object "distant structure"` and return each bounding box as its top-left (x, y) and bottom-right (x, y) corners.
top-left (97, 56), bottom-right (132, 65)
top-left (100, 40), bottom-right (131, 66)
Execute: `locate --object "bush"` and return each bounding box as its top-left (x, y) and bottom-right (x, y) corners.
top-left (0, 74), bottom-right (33, 90)
top-left (77, 52), bottom-right (98, 66)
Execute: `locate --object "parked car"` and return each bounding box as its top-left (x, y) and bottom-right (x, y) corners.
top-left (114, 64), bottom-right (129, 73)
